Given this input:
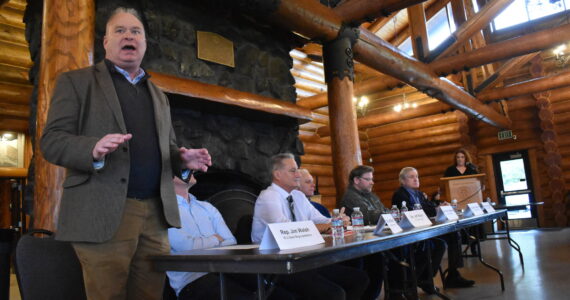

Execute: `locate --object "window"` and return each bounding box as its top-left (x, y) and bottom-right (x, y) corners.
top-left (493, 0), bottom-right (569, 31)
top-left (426, 3), bottom-right (456, 50)
top-left (398, 37), bottom-right (414, 56)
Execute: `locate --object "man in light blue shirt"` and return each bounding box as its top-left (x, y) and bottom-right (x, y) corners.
top-left (167, 175), bottom-right (252, 299)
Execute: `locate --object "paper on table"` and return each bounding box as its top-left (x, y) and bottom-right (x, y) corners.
top-left (208, 244), bottom-right (260, 250)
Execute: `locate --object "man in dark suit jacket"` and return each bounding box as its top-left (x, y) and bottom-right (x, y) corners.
top-left (392, 167), bottom-right (475, 290)
top-left (40, 7), bottom-right (211, 300)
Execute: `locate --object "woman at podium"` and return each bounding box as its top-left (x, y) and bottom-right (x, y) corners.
top-left (444, 148), bottom-right (479, 177)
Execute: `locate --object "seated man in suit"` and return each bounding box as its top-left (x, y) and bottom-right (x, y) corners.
top-left (167, 175), bottom-right (252, 299)
top-left (298, 168), bottom-right (330, 218)
top-left (252, 153), bottom-right (369, 300)
top-left (392, 167), bottom-right (474, 291)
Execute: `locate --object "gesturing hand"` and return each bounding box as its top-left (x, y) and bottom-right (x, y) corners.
top-left (179, 147), bottom-right (212, 172)
top-left (92, 134), bottom-right (132, 160)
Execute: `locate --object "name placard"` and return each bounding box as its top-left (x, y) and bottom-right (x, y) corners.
top-left (435, 205), bottom-right (459, 223)
top-left (481, 202), bottom-right (496, 213)
top-left (399, 210), bottom-right (432, 229)
top-left (463, 203), bottom-right (485, 217)
top-left (374, 214), bottom-right (403, 235)
top-left (259, 221), bottom-right (325, 250)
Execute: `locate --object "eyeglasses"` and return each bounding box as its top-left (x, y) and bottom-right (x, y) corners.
top-left (359, 177), bottom-right (373, 182)
top-left (287, 168), bottom-right (299, 173)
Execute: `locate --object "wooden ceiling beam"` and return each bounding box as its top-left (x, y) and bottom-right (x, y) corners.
top-left (431, 23), bottom-right (570, 76)
top-left (270, 0), bottom-right (509, 128)
top-left (477, 69), bottom-right (570, 101)
top-left (407, 3), bottom-right (430, 60)
top-left (474, 52), bottom-right (538, 94)
top-left (429, 0), bottom-right (515, 61)
top-left (333, 0), bottom-right (429, 24)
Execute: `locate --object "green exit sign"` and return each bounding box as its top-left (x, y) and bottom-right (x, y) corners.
top-left (498, 130), bottom-right (514, 140)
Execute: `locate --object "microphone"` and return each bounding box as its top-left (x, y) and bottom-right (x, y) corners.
top-left (466, 162), bottom-right (478, 171)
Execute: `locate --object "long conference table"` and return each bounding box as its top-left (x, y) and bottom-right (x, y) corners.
top-left (152, 210), bottom-right (516, 300)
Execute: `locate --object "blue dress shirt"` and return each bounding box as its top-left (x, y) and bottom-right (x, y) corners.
top-left (167, 193), bottom-right (236, 296)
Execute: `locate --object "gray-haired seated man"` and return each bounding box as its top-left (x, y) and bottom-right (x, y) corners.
top-left (251, 153), bottom-right (370, 300)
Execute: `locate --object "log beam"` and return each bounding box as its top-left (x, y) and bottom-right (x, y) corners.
top-left (477, 70), bottom-right (570, 101)
top-left (432, 0), bottom-right (515, 60)
top-left (474, 53), bottom-right (538, 94)
top-left (300, 22), bottom-right (570, 111)
top-left (408, 3), bottom-right (430, 61)
top-left (34, 0), bottom-right (95, 232)
top-left (0, 82), bottom-right (32, 105)
top-left (333, 0), bottom-right (428, 24)
top-left (148, 72), bottom-right (313, 123)
top-left (253, 0), bottom-right (511, 129)
top-left (431, 23), bottom-right (570, 76)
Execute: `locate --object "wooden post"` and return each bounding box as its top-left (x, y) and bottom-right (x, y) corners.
top-left (408, 3), bottom-right (429, 61)
top-left (33, 0), bottom-right (94, 231)
top-left (529, 57), bottom-right (568, 226)
top-left (322, 27), bottom-right (362, 205)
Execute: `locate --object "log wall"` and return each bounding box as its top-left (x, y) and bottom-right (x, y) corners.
top-left (300, 108), bottom-right (369, 210)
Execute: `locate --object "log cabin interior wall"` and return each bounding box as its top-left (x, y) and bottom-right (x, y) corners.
top-left (1, 0), bottom-right (570, 228)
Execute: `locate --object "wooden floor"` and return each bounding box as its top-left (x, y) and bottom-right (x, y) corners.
top-left (8, 228), bottom-right (570, 300)
top-left (420, 228), bottom-right (570, 300)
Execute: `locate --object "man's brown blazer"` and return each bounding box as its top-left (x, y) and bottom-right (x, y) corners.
top-left (40, 61), bottom-right (182, 243)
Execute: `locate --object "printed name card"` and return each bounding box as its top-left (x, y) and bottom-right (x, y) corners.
top-left (435, 205), bottom-right (459, 223)
top-left (398, 210), bottom-right (432, 229)
top-left (374, 214), bottom-right (403, 235)
top-left (259, 221), bottom-right (325, 250)
top-left (463, 203), bottom-right (485, 217)
top-left (481, 202), bottom-right (496, 213)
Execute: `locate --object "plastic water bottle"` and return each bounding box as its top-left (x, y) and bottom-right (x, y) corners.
top-left (451, 199), bottom-right (458, 212)
top-left (331, 209), bottom-right (344, 239)
top-left (390, 205), bottom-right (400, 222)
top-left (351, 207), bottom-right (364, 236)
top-left (400, 201), bottom-right (409, 214)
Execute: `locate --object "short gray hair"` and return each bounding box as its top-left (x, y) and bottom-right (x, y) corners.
top-left (106, 7), bottom-right (143, 30)
top-left (399, 167), bottom-right (417, 185)
top-left (271, 153), bottom-right (294, 172)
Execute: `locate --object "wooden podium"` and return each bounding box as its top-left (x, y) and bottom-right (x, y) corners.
top-left (440, 174), bottom-right (486, 210)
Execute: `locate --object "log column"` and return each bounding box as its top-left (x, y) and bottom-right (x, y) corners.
top-left (33, 0), bottom-right (94, 231)
top-left (529, 57), bottom-right (568, 226)
top-left (322, 26), bottom-right (362, 204)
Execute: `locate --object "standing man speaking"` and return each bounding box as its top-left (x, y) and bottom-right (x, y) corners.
top-left (40, 7), bottom-right (211, 300)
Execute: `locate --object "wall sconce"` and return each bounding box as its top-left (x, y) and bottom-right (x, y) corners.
top-left (353, 96), bottom-right (369, 116)
top-left (553, 44), bottom-right (570, 67)
top-left (393, 93), bottom-right (418, 112)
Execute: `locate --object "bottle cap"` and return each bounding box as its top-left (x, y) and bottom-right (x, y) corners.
top-left (402, 201), bottom-right (407, 206)
top-left (392, 204), bottom-right (398, 208)
top-left (333, 208), bottom-right (340, 214)
top-left (353, 207), bottom-right (360, 211)
top-left (451, 199), bottom-right (457, 204)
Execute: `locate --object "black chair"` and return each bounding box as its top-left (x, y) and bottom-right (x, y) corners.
top-left (208, 189), bottom-right (256, 244)
top-left (14, 229), bottom-right (87, 300)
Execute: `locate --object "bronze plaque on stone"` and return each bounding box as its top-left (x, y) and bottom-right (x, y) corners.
top-left (197, 31), bottom-right (235, 68)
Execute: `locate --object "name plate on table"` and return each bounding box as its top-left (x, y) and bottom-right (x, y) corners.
top-left (259, 221), bottom-right (325, 250)
top-left (435, 205), bottom-right (459, 223)
top-left (463, 203), bottom-right (485, 217)
top-left (399, 210), bottom-right (432, 229)
top-left (481, 202), bottom-right (496, 213)
top-left (374, 214), bottom-right (403, 235)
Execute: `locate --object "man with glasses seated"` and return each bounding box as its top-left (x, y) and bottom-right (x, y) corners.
top-left (251, 153), bottom-right (369, 300)
top-left (340, 165), bottom-right (387, 300)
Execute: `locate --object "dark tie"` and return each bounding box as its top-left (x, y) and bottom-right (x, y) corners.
top-left (287, 195), bottom-right (296, 222)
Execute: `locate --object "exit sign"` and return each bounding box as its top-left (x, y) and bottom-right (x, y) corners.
top-left (498, 130), bottom-right (514, 140)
